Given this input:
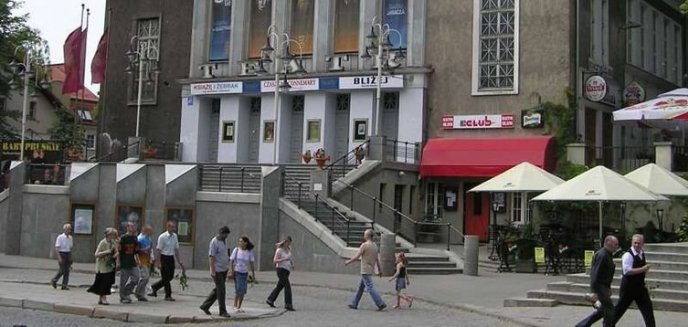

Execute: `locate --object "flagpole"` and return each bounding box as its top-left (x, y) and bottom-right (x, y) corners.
top-left (72, 4), bottom-right (85, 148)
top-left (98, 8), bottom-right (112, 158)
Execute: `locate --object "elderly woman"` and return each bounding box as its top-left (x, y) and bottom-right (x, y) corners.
top-left (87, 228), bottom-right (119, 305)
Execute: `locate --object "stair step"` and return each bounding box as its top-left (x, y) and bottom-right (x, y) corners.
top-left (503, 297), bottom-right (559, 307)
top-left (406, 256), bottom-right (450, 262)
top-left (407, 267), bottom-right (462, 275)
top-left (644, 252), bottom-right (688, 264)
top-left (407, 261), bottom-right (457, 267)
top-left (527, 289), bottom-right (688, 312)
top-left (547, 281), bottom-right (688, 302)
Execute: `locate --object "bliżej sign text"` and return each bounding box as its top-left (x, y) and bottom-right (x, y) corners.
top-left (442, 114), bottom-right (514, 129)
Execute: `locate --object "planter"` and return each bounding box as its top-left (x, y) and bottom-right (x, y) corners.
top-left (302, 155), bottom-right (312, 164)
top-left (144, 148), bottom-right (158, 159)
top-left (315, 157), bottom-right (328, 169)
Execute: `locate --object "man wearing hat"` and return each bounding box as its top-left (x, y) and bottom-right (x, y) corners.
top-left (200, 226), bottom-right (231, 317)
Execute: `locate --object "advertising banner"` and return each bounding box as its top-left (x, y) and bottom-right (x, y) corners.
top-left (442, 114), bottom-right (514, 129)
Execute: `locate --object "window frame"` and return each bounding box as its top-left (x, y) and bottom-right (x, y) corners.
top-left (209, 0), bottom-right (232, 62)
top-left (471, 0), bottom-right (520, 96)
top-left (127, 17), bottom-right (161, 106)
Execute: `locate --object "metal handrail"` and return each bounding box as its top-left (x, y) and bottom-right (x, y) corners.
top-left (198, 164), bottom-right (261, 193)
top-left (326, 140), bottom-right (370, 184)
top-left (97, 140), bottom-right (140, 163)
top-left (383, 139), bottom-right (420, 164)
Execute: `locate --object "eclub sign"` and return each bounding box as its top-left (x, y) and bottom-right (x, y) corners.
top-left (442, 114), bottom-right (514, 130)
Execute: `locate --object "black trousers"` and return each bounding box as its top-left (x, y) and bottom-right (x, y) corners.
top-left (267, 268), bottom-right (292, 308)
top-left (613, 284), bottom-right (655, 327)
top-left (575, 288), bottom-right (615, 327)
top-left (152, 255), bottom-right (175, 297)
top-left (52, 252), bottom-right (72, 287)
top-left (201, 271), bottom-right (228, 314)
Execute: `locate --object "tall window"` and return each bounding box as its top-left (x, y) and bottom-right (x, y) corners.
top-left (334, 0), bottom-right (359, 53)
top-left (247, 0), bottom-right (272, 58)
top-left (511, 192), bottom-right (522, 223)
top-left (129, 18), bottom-right (160, 104)
top-left (382, 0), bottom-right (407, 49)
top-left (28, 101), bottom-right (36, 119)
top-left (675, 26), bottom-right (682, 84)
top-left (210, 0), bottom-right (232, 61)
top-left (473, 0), bottom-right (518, 94)
top-left (86, 134), bottom-right (96, 150)
top-left (290, 0), bottom-right (314, 55)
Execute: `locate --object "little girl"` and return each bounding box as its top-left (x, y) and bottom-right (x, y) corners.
top-left (388, 252), bottom-right (414, 309)
top-left (229, 236), bottom-right (256, 313)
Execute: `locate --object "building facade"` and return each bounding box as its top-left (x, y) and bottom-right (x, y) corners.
top-left (179, 0), bottom-right (428, 164)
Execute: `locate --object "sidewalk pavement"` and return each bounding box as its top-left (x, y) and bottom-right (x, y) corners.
top-left (1, 251), bottom-right (687, 326)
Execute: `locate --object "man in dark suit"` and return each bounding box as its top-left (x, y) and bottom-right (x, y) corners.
top-left (576, 235), bottom-right (619, 327)
top-left (613, 234), bottom-right (655, 326)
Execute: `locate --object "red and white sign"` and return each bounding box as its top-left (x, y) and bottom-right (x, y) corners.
top-left (585, 75), bottom-right (607, 102)
top-left (442, 114), bottom-right (514, 129)
top-left (623, 81), bottom-right (646, 106)
top-left (261, 78), bottom-right (319, 92)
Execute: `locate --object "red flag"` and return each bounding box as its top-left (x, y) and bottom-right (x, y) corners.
top-left (62, 27), bottom-right (85, 94)
top-left (91, 29), bottom-right (108, 84)
top-left (79, 27), bottom-right (88, 87)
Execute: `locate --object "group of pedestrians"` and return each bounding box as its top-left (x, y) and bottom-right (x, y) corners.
top-left (576, 234), bottom-right (656, 327)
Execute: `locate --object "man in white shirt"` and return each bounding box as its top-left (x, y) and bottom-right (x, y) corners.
top-left (51, 224), bottom-right (73, 290)
top-left (149, 220), bottom-right (185, 301)
top-left (613, 234), bottom-right (655, 326)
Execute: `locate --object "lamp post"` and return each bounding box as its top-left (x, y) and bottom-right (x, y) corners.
top-left (257, 26), bottom-right (306, 164)
top-left (126, 36), bottom-right (159, 138)
top-left (8, 46), bottom-right (50, 161)
top-left (360, 17), bottom-right (404, 136)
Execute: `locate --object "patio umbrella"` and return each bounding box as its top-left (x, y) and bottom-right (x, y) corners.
top-left (625, 163), bottom-right (688, 196)
top-left (469, 161), bottom-right (564, 193)
top-left (613, 88), bottom-right (688, 123)
top-left (532, 166), bottom-right (668, 241)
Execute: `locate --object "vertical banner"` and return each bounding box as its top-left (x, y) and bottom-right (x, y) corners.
top-left (210, 0), bottom-right (232, 61)
top-left (247, 0), bottom-right (272, 58)
top-left (291, 0), bottom-right (314, 54)
top-left (382, 0), bottom-right (408, 48)
top-left (534, 247), bottom-right (545, 264)
top-left (584, 250), bottom-right (595, 268)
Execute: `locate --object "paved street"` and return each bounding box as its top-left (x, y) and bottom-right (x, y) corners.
top-left (1, 252), bottom-right (687, 326)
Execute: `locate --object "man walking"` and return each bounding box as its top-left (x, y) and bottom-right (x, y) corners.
top-left (150, 220), bottom-right (186, 301)
top-left (51, 224), bottom-right (73, 290)
top-left (345, 229), bottom-right (387, 311)
top-left (135, 224), bottom-right (154, 302)
top-left (576, 235), bottom-right (619, 327)
top-left (119, 221), bottom-right (141, 303)
top-left (200, 226), bottom-right (231, 317)
top-left (613, 234), bottom-right (655, 326)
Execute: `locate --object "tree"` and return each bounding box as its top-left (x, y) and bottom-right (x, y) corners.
top-left (682, 1), bottom-right (688, 13)
top-left (0, 0), bottom-right (48, 138)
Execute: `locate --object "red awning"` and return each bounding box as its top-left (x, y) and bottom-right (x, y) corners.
top-left (420, 136), bottom-right (556, 178)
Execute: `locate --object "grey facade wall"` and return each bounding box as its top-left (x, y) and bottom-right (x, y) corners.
top-left (20, 190), bottom-right (70, 259)
top-left (99, 0), bottom-right (193, 150)
top-left (0, 191), bottom-right (8, 253)
top-left (425, 0), bottom-right (573, 139)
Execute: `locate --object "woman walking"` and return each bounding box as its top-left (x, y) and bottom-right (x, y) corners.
top-left (87, 228), bottom-right (119, 305)
top-left (266, 236), bottom-right (294, 311)
top-left (229, 236), bottom-right (255, 312)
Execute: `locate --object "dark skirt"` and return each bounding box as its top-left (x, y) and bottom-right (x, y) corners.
top-left (87, 271), bottom-right (116, 296)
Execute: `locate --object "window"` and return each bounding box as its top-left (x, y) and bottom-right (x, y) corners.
top-left (28, 101), bottom-right (36, 119)
top-left (334, 0), bottom-right (359, 53)
top-left (128, 18), bottom-right (160, 105)
top-left (472, 0), bottom-right (519, 95)
top-left (290, 0), bottom-right (314, 55)
top-left (78, 109), bottom-right (93, 121)
top-left (306, 120), bottom-right (320, 142)
top-left (209, 0), bottom-right (232, 61)
top-left (511, 192), bottom-right (522, 223)
top-left (591, 0), bottom-right (609, 66)
top-left (383, 92), bottom-right (399, 110)
top-left (85, 134), bottom-right (95, 149)
top-left (409, 185), bottom-right (415, 214)
top-left (247, 0), bottom-right (272, 58)
top-left (675, 26), bottom-right (682, 84)
top-left (379, 183), bottom-right (386, 212)
top-left (382, 0), bottom-right (407, 49)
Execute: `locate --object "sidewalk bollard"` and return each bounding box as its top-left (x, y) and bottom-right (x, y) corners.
top-left (464, 235), bottom-right (479, 276)
top-left (379, 233), bottom-right (396, 276)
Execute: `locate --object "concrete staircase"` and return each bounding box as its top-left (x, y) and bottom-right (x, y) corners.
top-left (406, 254), bottom-right (462, 275)
top-left (299, 199), bottom-right (372, 247)
top-left (504, 242), bottom-right (688, 311)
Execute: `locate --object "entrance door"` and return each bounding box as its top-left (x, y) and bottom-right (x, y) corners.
top-left (247, 98), bottom-right (261, 163)
top-left (208, 99), bottom-right (220, 162)
top-left (381, 92), bottom-right (399, 141)
top-left (289, 96), bottom-right (305, 163)
top-left (334, 94), bottom-right (350, 161)
top-left (464, 183), bottom-right (489, 241)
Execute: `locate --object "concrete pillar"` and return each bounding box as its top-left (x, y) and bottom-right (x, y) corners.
top-left (566, 143), bottom-right (586, 165)
top-left (463, 235), bottom-right (479, 276)
top-left (379, 233), bottom-right (396, 276)
top-left (259, 166), bottom-right (282, 271)
top-left (310, 169), bottom-right (330, 199)
top-left (654, 142), bottom-right (673, 171)
top-left (367, 135), bottom-right (385, 161)
top-left (5, 161), bottom-right (25, 254)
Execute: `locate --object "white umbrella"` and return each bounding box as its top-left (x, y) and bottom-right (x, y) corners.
top-left (625, 163), bottom-right (688, 196)
top-left (532, 166), bottom-right (668, 241)
top-left (613, 88), bottom-right (688, 122)
top-left (469, 161), bottom-right (564, 192)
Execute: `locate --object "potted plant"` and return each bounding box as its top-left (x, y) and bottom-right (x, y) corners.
top-left (143, 144), bottom-right (158, 159)
top-left (67, 145), bottom-right (83, 162)
top-left (302, 150), bottom-right (312, 164)
top-left (354, 145), bottom-right (365, 165)
top-left (314, 148), bottom-right (330, 170)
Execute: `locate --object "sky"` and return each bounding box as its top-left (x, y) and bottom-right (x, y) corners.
top-left (15, 0), bottom-right (106, 93)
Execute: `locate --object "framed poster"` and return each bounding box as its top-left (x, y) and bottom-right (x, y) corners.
top-left (306, 120), bottom-right (321, 142)
top-left (263, 121), bottom-right (275, 142)
top-left (117, 205), bottom-right (144, 234)
top-left (222, 121), bottom-right (235, 142)
top-left (166, 208), bottom-right (194, 244)
top-left (353, 119), bottom-right (368, 141)
top-left (71, 203), bottom-right (94, 235)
